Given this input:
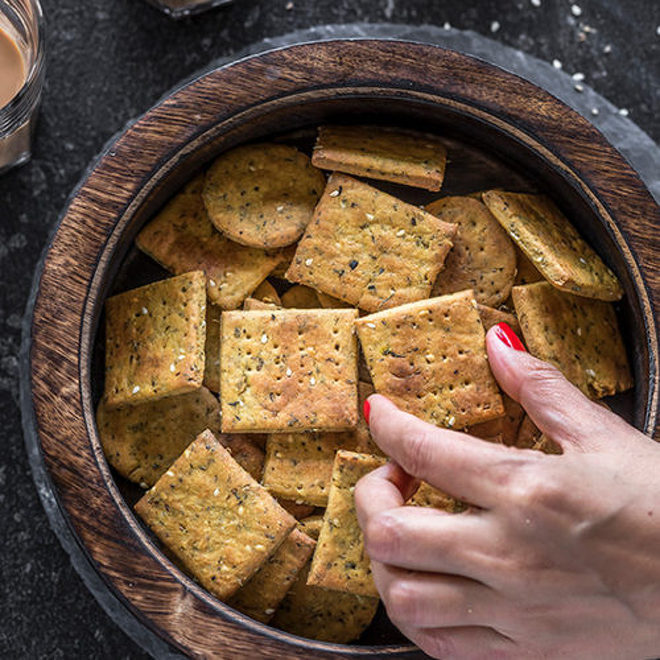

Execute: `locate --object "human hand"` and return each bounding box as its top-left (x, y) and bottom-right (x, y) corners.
top-left (355, 323), bottom-right (660, 659)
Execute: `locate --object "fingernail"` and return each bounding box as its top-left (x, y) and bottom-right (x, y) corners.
top-left (363, 399), bottom-right (371, 425)
top-left (494, 322), bottom-right (526, 352)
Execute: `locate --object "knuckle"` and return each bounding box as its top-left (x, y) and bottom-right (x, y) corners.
top-left (403, 425), bottom-right (436, 476)
top-left (364, 513), bottom-right (400, 562)
top-left (509, 468), bottom-right (564, 511)
top-left (384, 580), bottom-right (419, 625)
top-left (519, 362), bottom-right (569, 408)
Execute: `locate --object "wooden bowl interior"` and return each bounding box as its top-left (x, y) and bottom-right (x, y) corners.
top-left (88, 93), bottom-right (645, 648)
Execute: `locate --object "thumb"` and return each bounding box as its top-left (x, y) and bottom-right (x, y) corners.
top-left (486, 323), bottom-right (628, 452)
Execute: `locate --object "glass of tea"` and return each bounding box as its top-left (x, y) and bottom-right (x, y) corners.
top-left (0, 0), bottom-right (44, 174)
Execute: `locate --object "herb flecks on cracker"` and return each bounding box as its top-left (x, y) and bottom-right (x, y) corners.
top-left (356, 290), bottom-right (505, 430)
top-left (203, 143), bottom-right (326, 249)
top-left (134, 430), bottom-right (296, 602)
top-left (483, 191), bottom-right (623, 301)
top-left (286, 173), bottom-right (457, 312)
top-left (312, 125), bottom-right (447, 191)
top-left (104, 271), bottom-right (206, 409)
top-left (512, 281), bottom-right (632, 398)
top-left (220, 308), bottom-right (359, 432)
top-left (135, 180), bottom-right (284, 310)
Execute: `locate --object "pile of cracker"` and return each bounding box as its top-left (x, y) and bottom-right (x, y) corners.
top-left (97, 126), bottom-right (632, 644)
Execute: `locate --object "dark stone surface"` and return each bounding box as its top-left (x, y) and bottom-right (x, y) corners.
top-left (1, 1), bottom-right (658, 657)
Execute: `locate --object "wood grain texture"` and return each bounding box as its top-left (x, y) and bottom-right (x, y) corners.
top-left (26, 41), bottom-right (659, 658)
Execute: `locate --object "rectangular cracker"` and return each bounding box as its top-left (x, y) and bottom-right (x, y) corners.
top-left (104, 271), bottom-right (206, 409)
top-left (512, 281), bottom-right (632, 398)
top-left (286, 173), bottom-right (457, 313)
top-left (97, 386), bottom-right (221, 488)
top-left (134, 430), bottom-right (296, 601)
top-left (220, 309), bottom-right (359, 432)
top-left (229, 528), bottom-right (316, 623)
top-left (203, 303), bottom-right (221, 393)
top-left (307, 450), bottom-right (387, 597)
top-left (476, 303), bottom-right (521, 336)
top-left (271, 562), bottom-right (379, 643)
top-left (296, 515), bottom-right (324, 540)
top-left (312, 125), bottom-right (447, 191)
top-left (356, 290), bottom-right (505, 429)
top-left (136, 178), bottom-right (286, 310)
top-left (482, 191), bottom-right (623, 301)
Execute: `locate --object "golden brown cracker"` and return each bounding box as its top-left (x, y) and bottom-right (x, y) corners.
top-left (229, 528), bottom-right (315, 623)
top-left (104, 272), bottom-right (206, 409)
top-left (427, 196), bottom-right (516, 307)
top-left (307, 450), bottom-right (387, 597)
top-left (296, 515), bottom-right (324, 540)
top-left (97, 387), bottom-right (220, 487)
top-left (203, 303), bottom-right (221, 393)
top-left (512, 281), bottom-right (632, 398)
top-left (271, 563), bottom-right (379, 643)
top-left (243, 297), bottom-right (279, 311)
top-left (514, 247), bottom-right (543, 286)
top-left (136, 182), bottom-right (284, 310)
top-left (286, 174), bottom-right (457, 313)
top-left (407, 482), bottom-right (467, 513)
top-left (252, 279), bottom-right (282, 305)
top-left (476, 303), bottom-right (521, 336)
top-left (220, 309), bottom-right (359, 432)
top-left (277, 499), bottom-right (316, 520)
top-left (482, 191), bottom-right (623, 301)
top-left (356, 290), bottom-right (505, 430)
top-left (270, 245), bottom-right (297, 279)
top-left (281, 284), bottom-right (321, 309)
top-left (134, 430), bottom-right (296, 601)
top-left (316, 291), bottom-right (354, 309)
top-left (203, 143), bottom-right (326, 249)
top-left (312, 125), bottom-right (447, 191)
top-left (515, 414), bottom-right (542, 449)
top-left (221, 434), bottom-right (265, 482)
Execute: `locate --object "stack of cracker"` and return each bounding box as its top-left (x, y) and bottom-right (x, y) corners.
top-left (98, 126), bottom-right (632, 645)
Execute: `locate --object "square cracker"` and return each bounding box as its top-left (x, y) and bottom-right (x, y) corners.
top-left (307, 450), bottom-right (387, 598)
top-left (271, 563), bottom-right (379, 643)
top-left (512, 281), bottom-right (632, 398)
top-left (97, 386), bottom-right (221, 487)
top-left (136, 177), bottom-right (286, 310)
top-left (134, 430), bottom-right (296, 602)
top-left (220, 309), bottom-right (359, 433)
top-left (482, 191), bottom-right (623, 301)
top-left (286, 173), bottom-right (457, 313)
top-left (229, 528), bottom-right (316, 623)
top-left (312, 125), bottom-right (447, 191)
top-left (356, 290), bottom-right (505, 430)
top-left (104, 271), bottom-right (206, 409)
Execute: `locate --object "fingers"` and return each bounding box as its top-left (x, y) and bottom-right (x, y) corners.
top-left (363, 505), bottom-right (501, 580)
top-left (371, 561), bottom-right (504, 629)
top-left (486, 325), bottom-right (632, 452)
top-left (367, 395), bottom-right (526, 508)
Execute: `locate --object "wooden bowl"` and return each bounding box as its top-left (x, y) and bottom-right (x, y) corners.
top-left (25, 41), bottom-right (660, 658)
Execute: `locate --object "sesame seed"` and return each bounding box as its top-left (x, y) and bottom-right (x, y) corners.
top-left (276, 205), bottom-right (284, 212)
top-left (618, 108), bottom-right (629, 117)
top-left (572, 72), bottom-right (585, 82)
top-left (264, 608), bottom-right (275, 615)
top-left (238, 506), bottom-right (245, 515)
top-left (443, 21), bottom-right (451, 29)
top-left (490, 20), bottom-right (500, 33)
top-left (286, 367), bottom-right (292, 376)
top-left (579, 257), bottom-right (587, 264)
top-left (245, 544), bottom-right (251, 551)
top-left (365, 212), bottom-right (375, 220)
top-left (552, 59), bottom-right (562, 69)
top-left (329, 189), bottom-right (340, 197)
top-left (261, 334), bottom-right (268, 343)
top-left (366, 322), bottom-right (376, 329)
top-left (530, 0), bottom-right (541, 6)
top-left (209, 279), bottom-right (216, 287)
top-left (603, 44), bottom-right (612, 53)
top-left (285, 1), bottom-right (293, 9)
top-left (396, 229), bottom-right (406, 237)
top-left (310, 376), bottom-right (316, 385)
top-left (132, 385), bottom-right (140, 394)
top-left (169, 363), bottom-right (176, 372)
top-left (656, 26), bottom-right (660, 36)
top-left (574, 83), bottom-right (584, 92)
top-left (577, 327), bottom-right (582, 336)
top-left (586, 368), bottom-right (596, 378)
top-left (305, 258), bottom-right (313, 266)
top-left (591, 107), bottom-right (600, 116)
top-left (213, 488), bottom-right (220, 496)
top-left (255, 544), bottom-right (265, 551)
top-left (425, 353), bottom-right (435, 362)
top-left (571, 4), bottom-right (582, 17)
top-left (166, 470), bottom-right (175, 477)
top-left (141, 307), bottom-right (148, 315)
top-left (178, 354), bottom-right (185, 360)
top-left (248, 165), bottom-right (256, 172)
top-left (447, 416), bottom-right (456, 427)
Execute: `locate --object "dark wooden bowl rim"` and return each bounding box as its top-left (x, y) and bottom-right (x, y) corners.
top-left (25, 40), bottom-right (660, 659)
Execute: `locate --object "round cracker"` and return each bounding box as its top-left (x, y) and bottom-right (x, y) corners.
top-left (427, 196), bottom-right (516, 306)
top-left (203, 143), bottom-right (326, 249)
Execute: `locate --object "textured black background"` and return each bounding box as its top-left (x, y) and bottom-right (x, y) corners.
top-left (1, 0), bottom-right (658, 657)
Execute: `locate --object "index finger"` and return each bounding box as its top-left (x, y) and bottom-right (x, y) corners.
top-left (367, 394), bottom-right (532, 508)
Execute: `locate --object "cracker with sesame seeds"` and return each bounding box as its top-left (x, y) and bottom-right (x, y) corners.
top-left (134, 430), bottom-right (297, 601)
top-left (252, 279), bottom-right (282, 306)
top-left (482, 191), bottom-right (623, 301)
top-left (307, 450), bottom-right (386, 597)
top-left (229, 527), bottom-right (316, 623)
top-left (476, 303), bottom-right (521, 336)
top-left (203, 303), bottom-right (221, 393)
top-left (427, 196), bottom-right (516, 307)
top-left (356, 290), bottom-right (505, 430)
top-left (103, 271), bottom-right (206, 409)
top-left (202, 143), bottom-right (326, 249)
top-left (512, 282), bottom-right (632, 398)
top-left (296, 515), bottom-right (324, 540)
top-left (312, 125), bottom-right (447, 191)
top-left (472, 393), bottom-right (525, 446)
top-left (407, 482), bottom-right (467, 513)
top-left (514, 247), bottom-right (543, 286)
top-left (135, 179), bottom-right (285, 310)
top-left (97, 387), bottom-right (221, 488)
top-left (286, 174), bottom-right (457, 312)
top-left (281, 284), bottom-right (322, 309)
top-left (271, 562), bottom-right (379, 643)
top-left (243, 297), bottom-right (279, 311)
top-left (220, 308), bottom-right (359, 432)
top-left (222, 434), bottom-right (265, 482)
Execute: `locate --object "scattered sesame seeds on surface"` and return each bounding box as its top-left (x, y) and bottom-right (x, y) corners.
top-left (261, 333), bottom-right (268, 344)
top-left (396, 229), bottom-right (406, 237)
top-left (329, 189), bottom-right (340, 197)
top-left (530, 0), bottom-right (541, 7)
top-left (213, 488), bottom-right (220, 496)
top-left (141, 307), bottom-right (148, 315)
top-left (618, 108), bottom-right (630, 117)
top-left (603, 44), bottom-right (612, 54)
top-left (285, 0), bottom-right (293, 9)
top-left (166, 470), bottom-right (175, 477)
top-left (209, 279), bottom-right (216, 287)
top-left (310, 376), bottom-right (316, 386)
top-left (169, 363), bottom-right (176, 372)
top-left (305, 258), bottom-right (313, 266)
top-left (276, 205), bottom-right (284, 212)
top-left (574, 83), bottom-right (584, 92)
top-left (365, 212), bottom-right (375, 220)
top-left (552, 59), bottom-right (562, 69)
top-left (447, 416), bottom-right (456, 427)
top-left (443, 21), bottom-right (451, 30)
top-left (132, 385), bottom-right (141, 394)
top-left (571, 4), bottom-right (582, 17)
top-left (591, 107), bottom-right (600, 116)
top-left (286, 367), bottom-right (292, 377)
top-left (366, 322), bottom-right (376, 329)
top-left (572, 72), bottom-right (585, 82)
top-left (490, 20), bottom-right (500, 33)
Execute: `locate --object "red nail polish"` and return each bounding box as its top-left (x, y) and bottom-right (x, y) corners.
top-left (494, 322), bottom-right (526, 352)
top-left (363, 399), bottom-right (371, 425)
